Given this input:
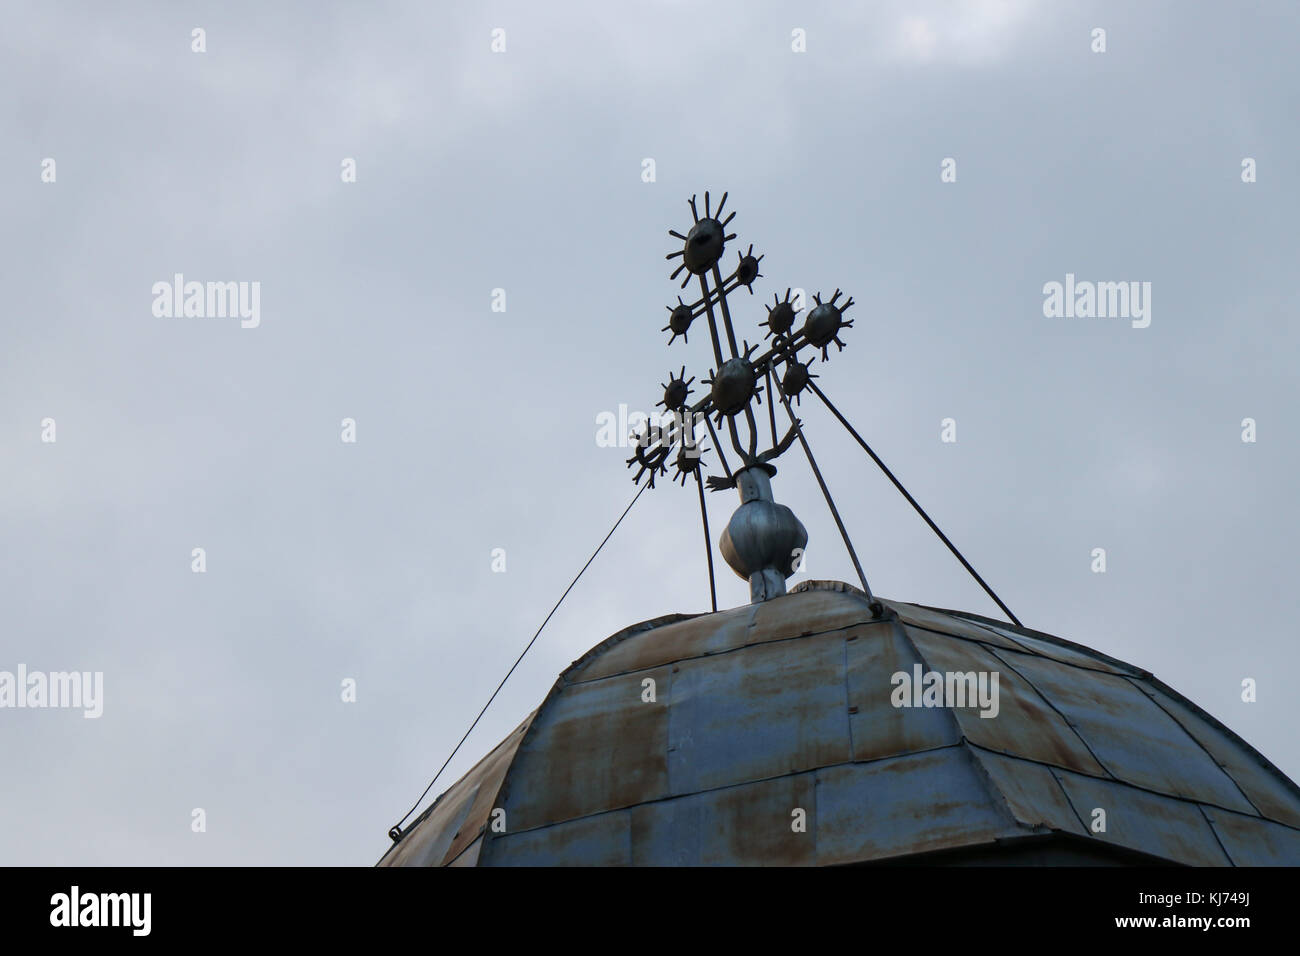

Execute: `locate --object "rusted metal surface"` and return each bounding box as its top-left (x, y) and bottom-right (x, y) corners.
top-left (814, 747), bottom-right (1021, 865)
top-left (970, 749), bottom-right (1088, 836)
top-left (1130, 679), bottom-right (1300, 828)
top-left (902, 624), bottom-right (1108, 776)
top-left (1051, 769), bottom-right (1232, 866)
top-left (887, 600), bottom-right (1030, 651)
top-left (568, 603), bottom-right (754, 682)
top-left (378, 714), bottom-right (533, 867)
top-left (1201, 806), bottom-right (1300, 866)
top-left (996, 647), bottom-right (1257, 813)
top-left (630, 771), bottom-right (817, 865)
top-left (486, 809), bottom-right (634, 867)
top-left (570, 585), bottom-right (877, 684)
top-left (962, 619), bottom-right (1141, 676)
top-left (846, 620), bottom-right (959, 762)
top-left (749, 584), bottom-right (877, 640)
top-left (384, 582), bottom-right (1300, 866)
top-left (445, 835), bottom-right (482, 867)
top-left (497, 666), bottom-right (674, 831)
top-left (666, 633), bottom-right (851, 794)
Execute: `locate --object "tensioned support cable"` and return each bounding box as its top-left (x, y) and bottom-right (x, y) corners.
top-left (805, 379), bottom-right (1022, 628)
top-left (387, 480), bottom-right (649, 844)
top-left (772, 373), bottom-right (882, 617)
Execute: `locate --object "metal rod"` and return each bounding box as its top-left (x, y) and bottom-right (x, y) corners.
top-left (690, 271), bottom-right (744, 313)
top-left (703, 414), bottom-right (733, 480)
top-left (726, 414), bottom-right (752, 466)
top-left (742, 404), bottom-right (759, 459)
top-left (764, 365), bottom-right (779, 447)
top-left (694, 468), bottom-right (718, 612)
top-left (697, 273), bottom-right (727, 368)
top-left (711, 263), bottom-right (741, 358)
top-left (772, 373), bottom-right (879, 612)
top-left (806, 379), bottom-right (1021, 627)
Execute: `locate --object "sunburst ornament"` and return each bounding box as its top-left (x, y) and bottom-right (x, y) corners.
top-left (665, 191), bottom-right (737, 288)
top-left (801, 290), bottom-right (855, 359)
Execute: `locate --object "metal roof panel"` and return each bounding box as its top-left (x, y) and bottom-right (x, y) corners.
top-left (667, 633), bottom-right (851, 794)
top-left (902, 624), bottom-right (1107, 776)
top-left (996, 648), bottom-right (1256, 813)
top-left (1053, 770), bottom-right (1232, 866)
top-left (814, 746), bottom-right (1020, 864)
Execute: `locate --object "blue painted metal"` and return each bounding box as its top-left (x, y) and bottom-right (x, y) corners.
top-left (380, 581), bottom-right (1300, 866)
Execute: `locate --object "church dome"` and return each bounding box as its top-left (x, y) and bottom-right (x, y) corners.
top-left (378, 581), bottom-right (1300, 866)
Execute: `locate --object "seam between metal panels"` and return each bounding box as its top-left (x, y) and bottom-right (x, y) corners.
top-left (962, 738), bottom-right (1300, 837)
top-left (564, 612), bottom-right (703, 678)
top-left (490, 742), bottom-right (970, 841)
top-left (442, 834), bottom-right (482, 867)
top-left (476, 600), bottom-right (851, 863)
top-left (890, 617), bottom-right (1042, 659)
top-left (980, 641), bottom-right (1119, 782)
top-left (963, 741), bottom-right (1061, 838)
top-left (812, 753), bottom-right (820, 865)
top-left (478, 611), bottom-right (707, 866)
top-left (413, 615), bottom-right (690, 866)
top-left (935, 605), bottom-right (1150, 678)
top-left (663, 663), bottom-right (676, 809)
top-left (892, 604), bottom-right (1041, 658)
top-left (1140, 674), bottom-right (1300, 810)
top-left (376, 714), bottom-right (534, 866)
top-left (1045, 764), bottom-right (1094, 835)
top-left (1197, 804), bottom-right (1239, 866)
top-left (1125, 676), bottom-right (1265, 819)
top-left (961, 620), bottom-right (1144, 679)
top-left (896, 616), bottom-right (1138, 680)
top-left (842, 630), bottom-right (854, 767)
top-left (891, 616), bottom-right (966, 746)
top-left (436, 720), bottom-right (531, 867)
top-left (564, 615), bottom-right (889, 685)
top-left (479, 675), bottom-right (570, 865)
top-left (903, 605), bottom-right (1300, 818)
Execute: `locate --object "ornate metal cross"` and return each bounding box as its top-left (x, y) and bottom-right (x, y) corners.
top-left (627, 191), bottom-right (859, 604)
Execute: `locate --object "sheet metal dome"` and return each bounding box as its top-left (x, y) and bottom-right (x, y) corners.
top-left (378, 581), bottom-right (1300, 866)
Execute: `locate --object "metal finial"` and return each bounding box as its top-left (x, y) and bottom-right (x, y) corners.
top-left (629, 192), bottom-right (862, 603)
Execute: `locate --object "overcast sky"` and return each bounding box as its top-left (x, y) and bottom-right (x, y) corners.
top-left (3, 0), bottom-right (1297, 865)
